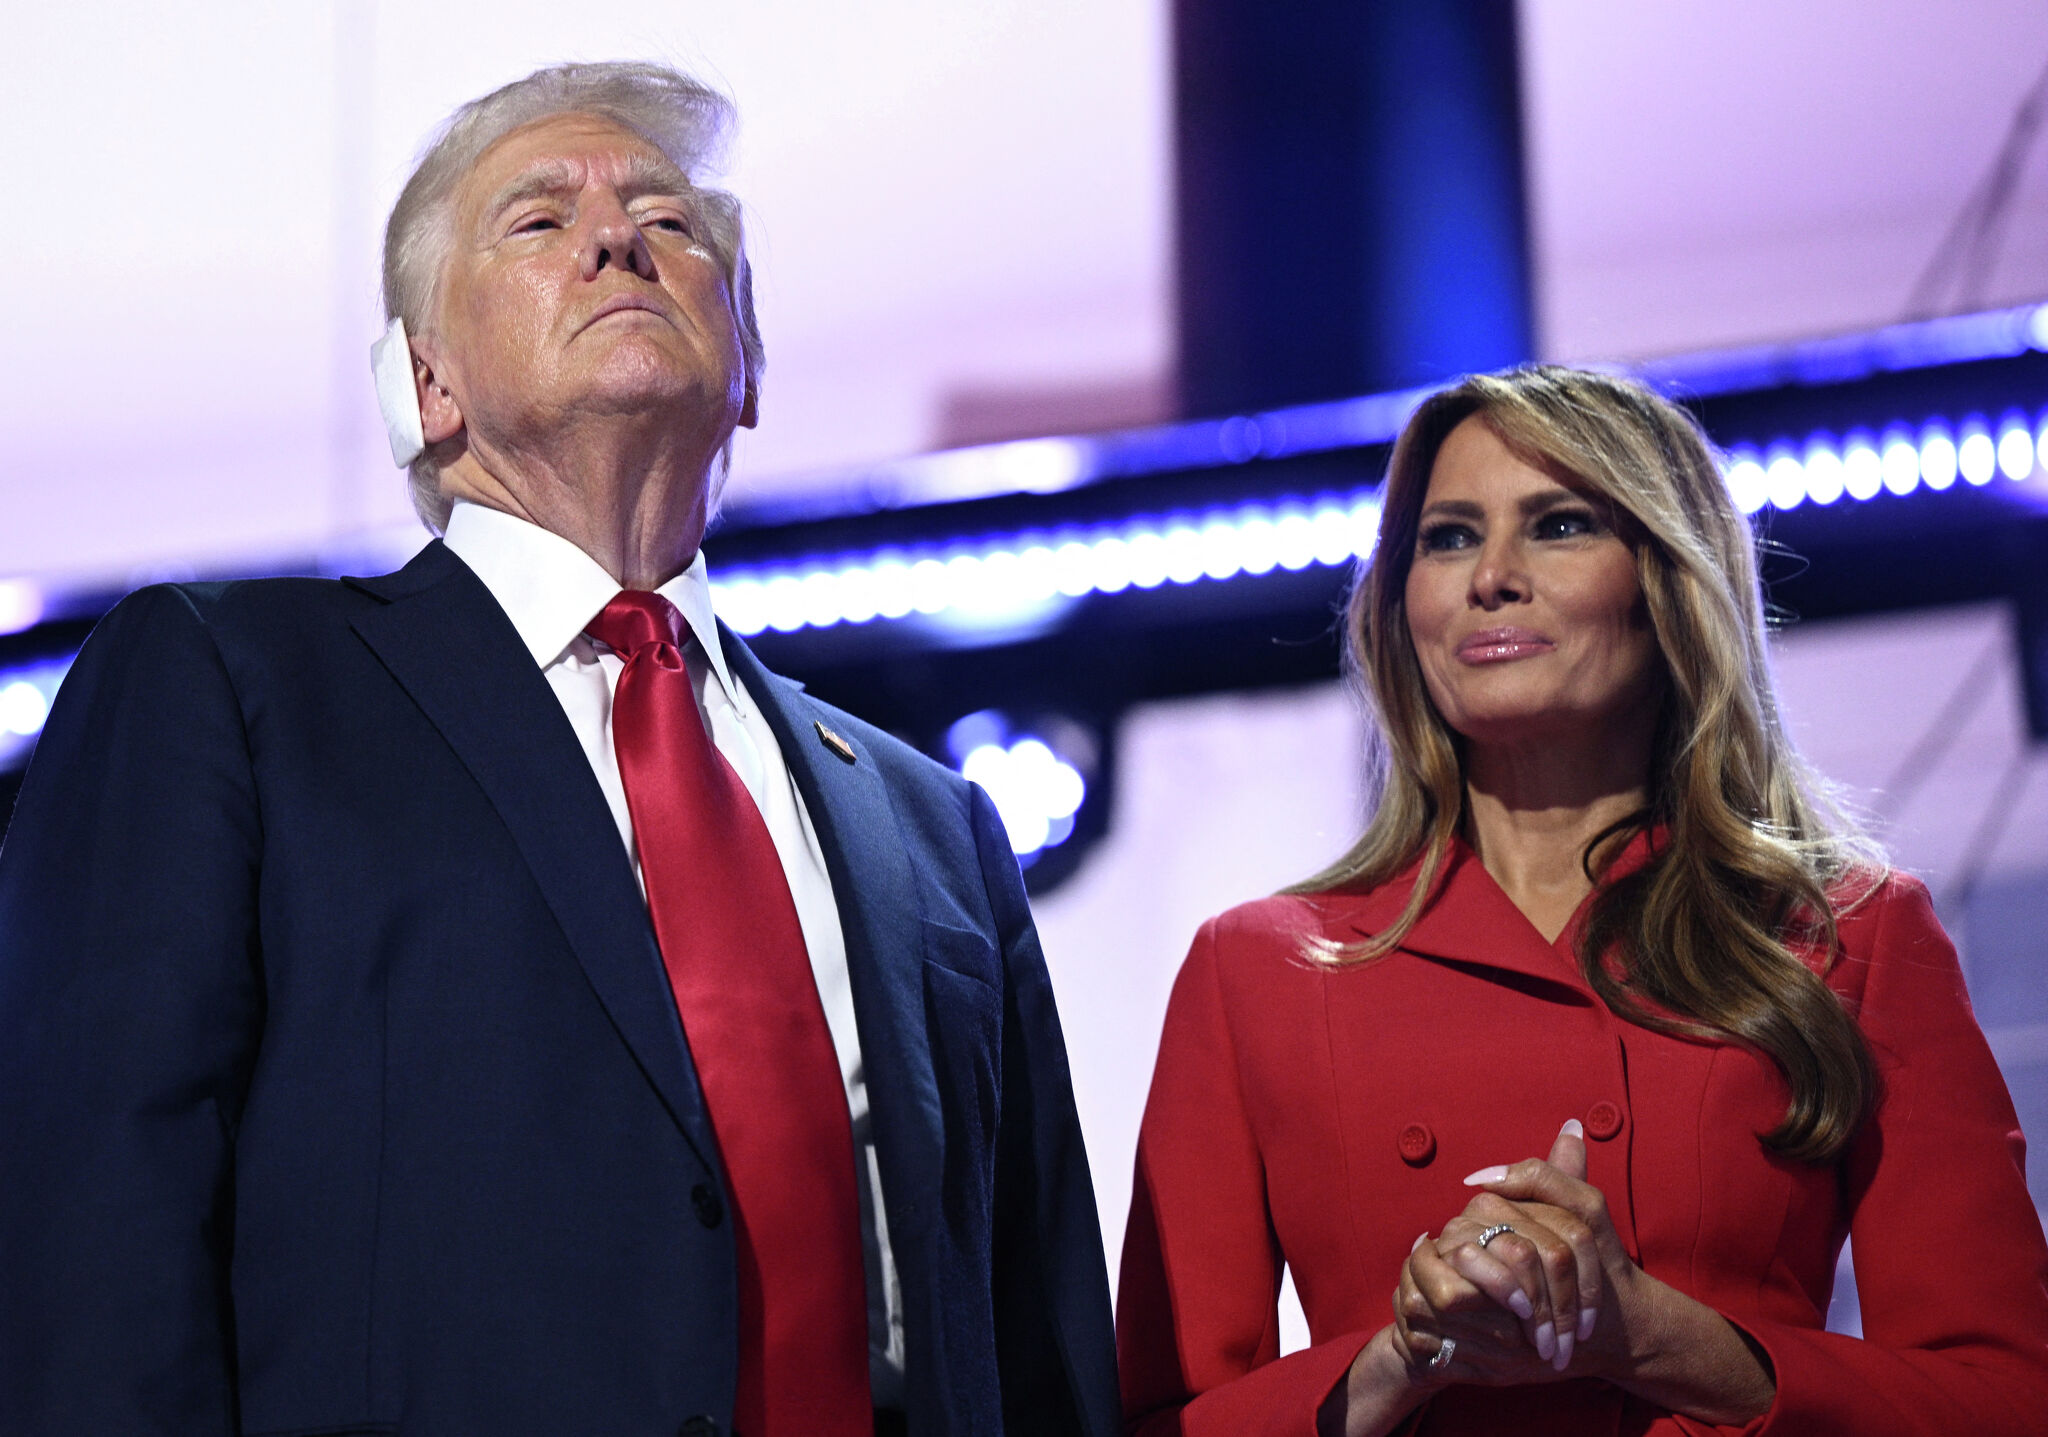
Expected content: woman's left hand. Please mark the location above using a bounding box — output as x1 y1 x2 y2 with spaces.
1432 1118 1641 1381
1425 1118 1777 1424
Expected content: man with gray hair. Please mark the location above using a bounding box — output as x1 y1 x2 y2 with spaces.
0 62 1117 1437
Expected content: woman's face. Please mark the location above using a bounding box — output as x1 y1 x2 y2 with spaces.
1402 416 1662 754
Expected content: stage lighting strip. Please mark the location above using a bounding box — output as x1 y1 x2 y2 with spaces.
1722 410 2048 514
711 492 1385 637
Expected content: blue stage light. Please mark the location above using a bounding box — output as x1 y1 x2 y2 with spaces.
1959 421 1997 485
716 493 1383 637
1802 438 1845 505
1999 416 2037 480
1918 425 1958 491
945 710 1091 861
0 656 74 770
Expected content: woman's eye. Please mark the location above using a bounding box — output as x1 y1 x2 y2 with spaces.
641 214 692 234
512 215 560 234
1418 522 1477 553
1533 508 1599 540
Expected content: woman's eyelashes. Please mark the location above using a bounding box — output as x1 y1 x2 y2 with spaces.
1418 506 1605 555
1418 519 1479 553
1532 505 1603 540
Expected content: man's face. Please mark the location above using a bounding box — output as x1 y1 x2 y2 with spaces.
427 112 751 468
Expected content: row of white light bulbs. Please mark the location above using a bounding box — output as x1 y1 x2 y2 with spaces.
712 495 1383 637
1722 411 2048 515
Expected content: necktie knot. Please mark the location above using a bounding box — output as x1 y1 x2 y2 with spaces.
587 590 688 661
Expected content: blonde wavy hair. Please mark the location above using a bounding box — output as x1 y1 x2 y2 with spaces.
1294 365 1881 1161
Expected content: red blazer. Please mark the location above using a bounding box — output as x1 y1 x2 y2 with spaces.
1117 836 2048 1435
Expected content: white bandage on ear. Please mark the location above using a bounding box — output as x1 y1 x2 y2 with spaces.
369 317 427 468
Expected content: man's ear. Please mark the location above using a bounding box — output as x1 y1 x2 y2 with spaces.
411 337 465 445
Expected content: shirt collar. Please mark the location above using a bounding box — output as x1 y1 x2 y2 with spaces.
441 499 737 699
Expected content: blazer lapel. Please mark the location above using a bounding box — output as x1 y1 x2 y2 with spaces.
717 631 944 1236
1342 830 1669 996
1345 841 1596 999
345 542 722 1177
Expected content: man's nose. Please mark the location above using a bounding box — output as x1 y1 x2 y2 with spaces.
581 204 654 281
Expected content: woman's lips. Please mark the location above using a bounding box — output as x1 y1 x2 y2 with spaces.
1456 627 1556 664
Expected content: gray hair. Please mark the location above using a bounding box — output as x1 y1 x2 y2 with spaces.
381 60 765 532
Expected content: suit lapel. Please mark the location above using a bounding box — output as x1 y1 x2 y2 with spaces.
718 631 944 1238
346 542 722 1177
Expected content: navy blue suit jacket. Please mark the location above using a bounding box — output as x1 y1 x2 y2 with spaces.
0 540 1118 1437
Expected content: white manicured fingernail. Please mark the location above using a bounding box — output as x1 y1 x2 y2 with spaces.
1507 1289 1533 1319
1413 1231 1430 1253
1554 1330 1574 1370
1462 1164 1510 1186
1559 1118 1584 1139
1534 1320 1556 1360
1578 1308 1596 1341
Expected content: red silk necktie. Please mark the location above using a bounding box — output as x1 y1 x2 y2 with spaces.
587 592 871 1437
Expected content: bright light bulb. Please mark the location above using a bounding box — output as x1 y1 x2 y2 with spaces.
0 680 46 737
1765 451 1806 510
1802 442 1844 505
1199 520 1241 581
1958 429 1996 486
1725 455 1768 514
1162 526 1206 585
1090 536 1133 594
908 558 950 614
1053 541 1095 598
799 570 843 628
1310 507 1354 565
1998 423 2035 479
764 574 808 633
1917 428 1957 490
1842 439 1883 501
716 577 769 635
1880 435 1920 496
1237 515 1279 575
1127 531 1170 589
836 566 880 624
872 560 916 619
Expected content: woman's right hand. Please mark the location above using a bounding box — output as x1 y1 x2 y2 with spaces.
1392 1120 1604 1384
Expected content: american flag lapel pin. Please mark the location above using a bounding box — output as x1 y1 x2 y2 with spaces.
814 720 857 764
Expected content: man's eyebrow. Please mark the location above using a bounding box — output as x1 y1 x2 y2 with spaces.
480 153 695 223
481 159 581 222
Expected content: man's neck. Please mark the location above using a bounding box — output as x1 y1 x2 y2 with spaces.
437 429 713 589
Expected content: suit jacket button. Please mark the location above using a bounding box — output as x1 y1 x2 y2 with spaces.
1397 1122 1436 1165
690 1182 724 1228
678 1417 723 1437
1585 1101 1624 1140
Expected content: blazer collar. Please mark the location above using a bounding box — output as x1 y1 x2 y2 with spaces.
1340 826 1665 997
344 541 725 1179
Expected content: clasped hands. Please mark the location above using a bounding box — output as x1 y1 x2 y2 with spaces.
1391 1117 1639 1389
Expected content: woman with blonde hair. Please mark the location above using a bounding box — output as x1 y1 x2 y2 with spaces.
1116 365 2048 1435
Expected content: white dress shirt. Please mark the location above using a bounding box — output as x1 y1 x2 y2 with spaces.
442 500 905 1404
